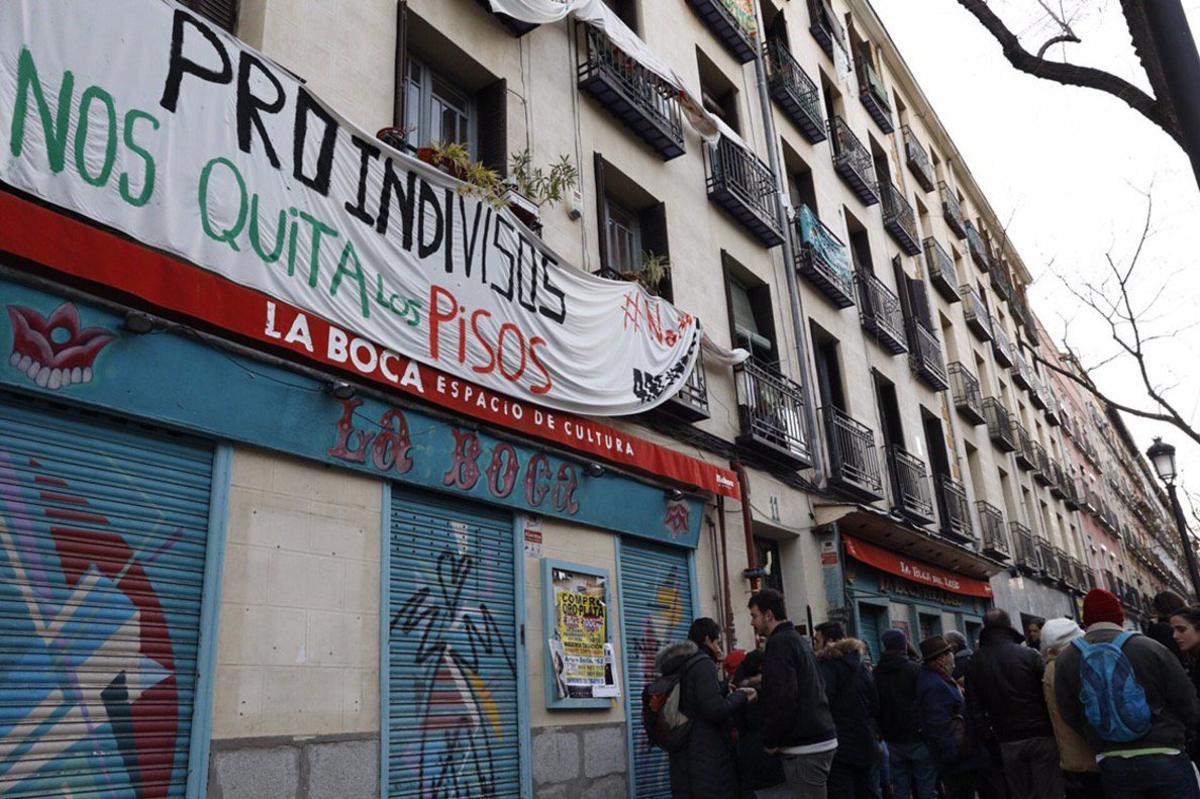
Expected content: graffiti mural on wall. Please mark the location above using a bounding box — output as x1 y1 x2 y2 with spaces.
7 303 114 390
391 547 517 797
0 452 184 796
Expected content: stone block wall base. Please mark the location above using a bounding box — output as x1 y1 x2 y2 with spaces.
208 733 378 798
533 723 628 799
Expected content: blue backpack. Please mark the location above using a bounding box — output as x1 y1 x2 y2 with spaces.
1071 631 1153 742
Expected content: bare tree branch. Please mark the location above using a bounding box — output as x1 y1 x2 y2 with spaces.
956 0 1185 146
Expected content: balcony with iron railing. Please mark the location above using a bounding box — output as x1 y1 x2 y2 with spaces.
795 205 854 308
1029 377 1047 410
1039 540 1060 581
938 475 973 543
857 271 908 354
657 353 711 422
961 286 992 342
978 501 1009 559
1010 522 1040 573
705 136 784 247
1062 476 1081 510
1045 393 1061 427
964 221 990 271
902 126 935 192
991 322 1014 369
908 320 949 391
856 57 894 133
765 39 826 143
949 362 985 425
1012 352 1032 390
1032 441 1052 486
578 27 686 160
1013 421 1035 471
886 445 935 525
881 181 921 255
474 0 539 35
939 181 967 239
1010 293 1029 329
735 360 811 468
983 397 1016 452
829 116 879 205
990 257 1014 301
807 0 846 59
924 237 960 303
823 407 885 501
687 0 757 63
1049 459 1067 499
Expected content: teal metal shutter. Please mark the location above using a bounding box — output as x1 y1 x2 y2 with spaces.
0 392 214 797
619 539 694 799
858 603 885 665
387 489 519 798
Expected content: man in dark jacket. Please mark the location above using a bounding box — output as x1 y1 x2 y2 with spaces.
661 617 754 799
814 621 880 798
732 649 788 798
965 608 1062 799
1055 589 1200 798
916 636 983 799
750 589 838 798
944 631 972 683
876 629 937 799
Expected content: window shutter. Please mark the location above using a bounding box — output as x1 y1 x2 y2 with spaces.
476 78 508 177
182 0 238 32
394 1 409 128
594 154 610 274
891 256 914 323
638 202 669 263
908 276 933 329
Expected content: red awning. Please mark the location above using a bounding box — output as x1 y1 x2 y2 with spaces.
844 535 993 598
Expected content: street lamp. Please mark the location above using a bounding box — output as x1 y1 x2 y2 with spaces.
1146 437 1200 602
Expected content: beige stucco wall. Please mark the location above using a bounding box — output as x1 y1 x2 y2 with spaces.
213 446 382 739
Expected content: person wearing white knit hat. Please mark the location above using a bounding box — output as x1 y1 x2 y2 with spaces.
1040 618 1100 799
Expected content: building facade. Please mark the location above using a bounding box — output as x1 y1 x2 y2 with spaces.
0 0 1187 797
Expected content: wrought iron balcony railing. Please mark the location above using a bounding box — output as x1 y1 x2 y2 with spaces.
735 360 811 468
706 136 784 247
939 181 967 239
830 116 879 205
857 271 908 354
1029 376 1047 410
1039 540 1060 580
578 27 686 160
687 0 757 63
795 205 854 308
978 501 1009 559
938 475 973 543
948 362 985 425
924 237 960 303
1010 522 1040 573
1032 441 1052 486
1062 475 1081 511
902 126 935 192
908 320 949 391
1049 459 1067 499
856 57 894 132
961 285 992 342
887 445 935 525
881 180 921 255
991 321 1014 368
658 352 711 422
1013 421 1035 471
807 0 846 59
983 397 1016 452
765 39 826 143
1012 352 1032 390
990 257 1014 301
1045 393 1061 427
823 406 885 501
965 221 990 271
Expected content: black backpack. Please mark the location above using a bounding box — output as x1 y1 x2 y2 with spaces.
641 656 698 752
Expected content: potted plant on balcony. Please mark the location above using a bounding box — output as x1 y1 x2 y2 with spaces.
507 149 579 228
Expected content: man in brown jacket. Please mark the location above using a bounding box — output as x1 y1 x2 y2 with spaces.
1039 618 1099 799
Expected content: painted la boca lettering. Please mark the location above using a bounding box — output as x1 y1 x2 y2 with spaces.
158 10 566 390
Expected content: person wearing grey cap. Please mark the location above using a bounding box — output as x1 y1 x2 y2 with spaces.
1039 618 1099 799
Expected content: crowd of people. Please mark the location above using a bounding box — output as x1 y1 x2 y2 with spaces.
656 586 1200 799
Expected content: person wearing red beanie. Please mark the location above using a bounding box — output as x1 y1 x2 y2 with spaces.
1081 589 1125 628
1054 588 1200 798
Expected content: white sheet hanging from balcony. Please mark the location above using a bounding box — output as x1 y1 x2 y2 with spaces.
487 0 720 140
701 334 750 368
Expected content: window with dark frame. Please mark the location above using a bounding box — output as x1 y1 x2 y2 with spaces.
594 155 672 299
727 272 777 368
180 0 237 33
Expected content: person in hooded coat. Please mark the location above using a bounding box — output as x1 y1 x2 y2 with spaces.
815 621 881 799
660 617 754 799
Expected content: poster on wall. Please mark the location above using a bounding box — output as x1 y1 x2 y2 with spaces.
547 564 618 701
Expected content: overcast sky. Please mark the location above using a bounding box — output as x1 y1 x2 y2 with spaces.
871 0 1200 521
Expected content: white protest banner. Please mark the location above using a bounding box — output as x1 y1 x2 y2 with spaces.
0 0 701 416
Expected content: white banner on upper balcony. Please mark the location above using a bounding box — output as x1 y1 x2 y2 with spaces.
0 0 704 417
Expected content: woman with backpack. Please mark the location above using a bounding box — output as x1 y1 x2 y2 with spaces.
657 617 756 799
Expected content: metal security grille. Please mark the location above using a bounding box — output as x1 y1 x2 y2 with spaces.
0 392 214 797
620 539 694 799
858 603 886 665
387 490 518 798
